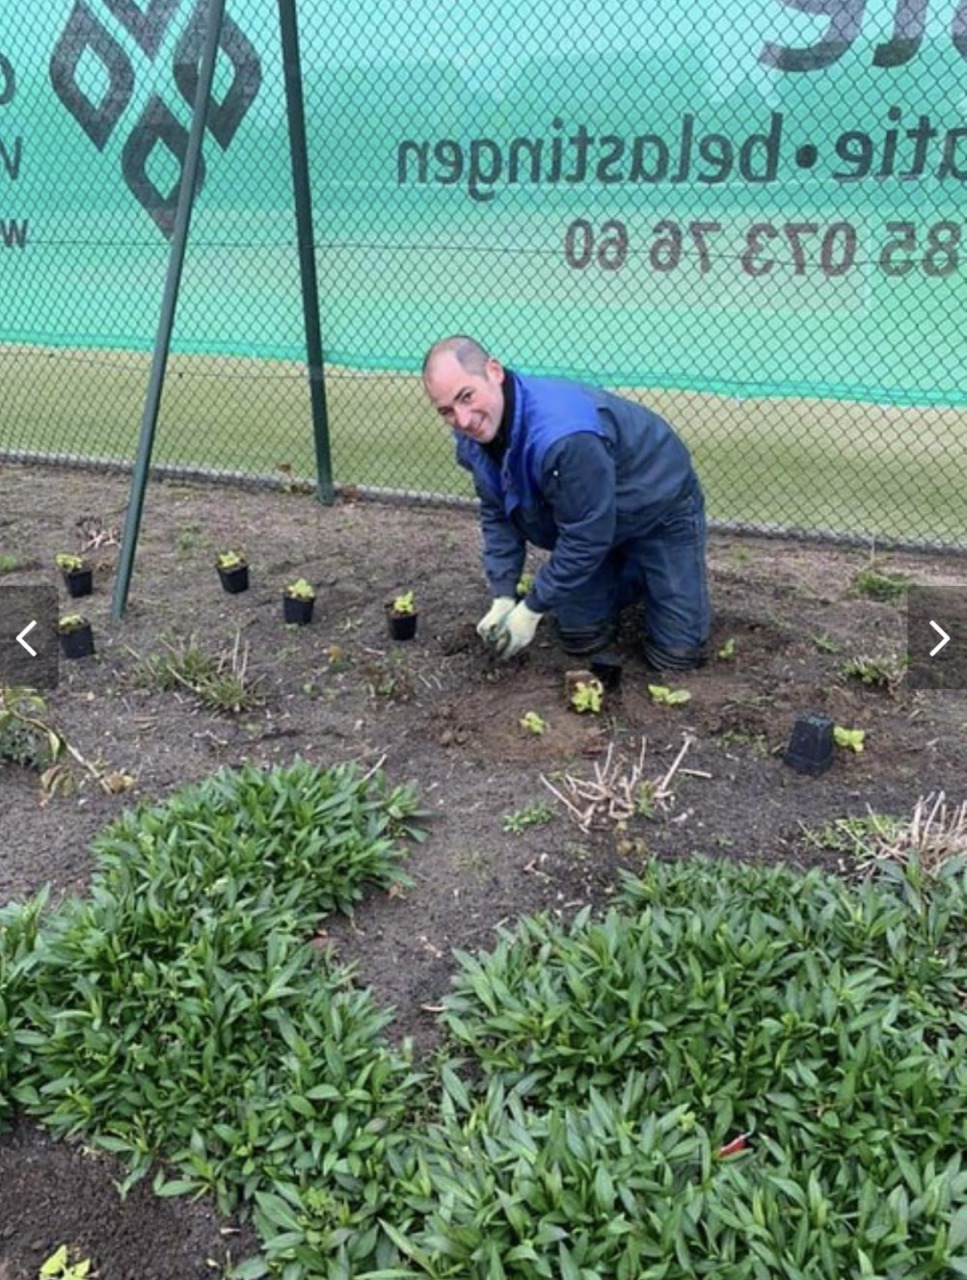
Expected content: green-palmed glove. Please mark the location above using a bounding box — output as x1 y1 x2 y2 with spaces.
476 596 516 644
493 601 544 660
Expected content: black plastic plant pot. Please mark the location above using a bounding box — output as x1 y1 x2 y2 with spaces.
784 711 834 775
217 564 249 594
59 624 95 660
63 568 93 598
388 611 418 641
283 595 315 625
590 653 623 691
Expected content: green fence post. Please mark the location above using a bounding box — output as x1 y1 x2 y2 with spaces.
278 0 334 506
111 0 227 620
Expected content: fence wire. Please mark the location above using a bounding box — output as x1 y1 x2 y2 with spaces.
0 0 964 548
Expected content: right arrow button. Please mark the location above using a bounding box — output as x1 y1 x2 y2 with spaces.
929 620 950 657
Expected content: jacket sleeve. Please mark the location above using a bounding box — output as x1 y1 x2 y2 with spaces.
456 433 525 597
526 433 616 612
477 477 526 598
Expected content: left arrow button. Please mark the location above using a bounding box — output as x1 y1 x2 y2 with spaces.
16 620 38 657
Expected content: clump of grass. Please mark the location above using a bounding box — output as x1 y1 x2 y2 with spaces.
852 565 909 603
501 801 554 833
840 653 907 693
800 810 903 857
131 631 263 714
856 790 967 877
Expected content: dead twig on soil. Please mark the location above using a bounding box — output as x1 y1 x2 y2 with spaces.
654 733 697 804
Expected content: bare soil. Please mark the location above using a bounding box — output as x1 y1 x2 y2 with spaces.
0 462 964 1280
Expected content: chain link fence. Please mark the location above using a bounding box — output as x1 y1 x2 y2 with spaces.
1 0 964 547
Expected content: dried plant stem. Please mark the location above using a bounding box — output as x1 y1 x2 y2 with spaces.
541 734 702 832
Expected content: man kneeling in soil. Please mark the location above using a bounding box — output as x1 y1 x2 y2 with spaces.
421 334 711 670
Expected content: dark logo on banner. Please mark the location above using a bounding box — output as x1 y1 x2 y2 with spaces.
49 0 262 237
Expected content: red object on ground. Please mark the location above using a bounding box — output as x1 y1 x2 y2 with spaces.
717 1132 752 1157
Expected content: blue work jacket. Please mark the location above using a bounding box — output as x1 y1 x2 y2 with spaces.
455 371 697 613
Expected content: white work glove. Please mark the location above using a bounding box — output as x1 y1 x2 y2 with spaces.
493 601 543 660
477 596 516 644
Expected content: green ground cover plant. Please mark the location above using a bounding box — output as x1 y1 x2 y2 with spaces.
2 769 967 1279
414 857 967 1280
0 759 428 1277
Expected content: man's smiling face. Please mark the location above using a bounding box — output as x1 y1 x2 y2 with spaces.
423 351 506 444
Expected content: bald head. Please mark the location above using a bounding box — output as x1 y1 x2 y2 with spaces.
422 335 492 381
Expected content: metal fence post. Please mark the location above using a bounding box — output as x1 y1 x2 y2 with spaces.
278 0 334 506
111 0 227 620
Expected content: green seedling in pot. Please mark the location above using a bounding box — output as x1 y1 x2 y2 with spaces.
392 591 416 615
285 578 316 600
58 613 88 632
55 552 86 572
216 550 246 570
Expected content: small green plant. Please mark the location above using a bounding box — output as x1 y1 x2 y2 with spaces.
502 801 554 832
0 685 123 796
0 552 21 572
840 653 906 693
811 632 840 654
716 637 736 660
38 1246 92 1279
392 590 416 615
800 810 900 856
648 683 692 706
852 565 909 603
363 650 414 701
570 678 604 714
0 686 61 771
55 552 86 572
285 577 316 601
516 571 535 597
215 549 246 569
174 522 204 556
57 613 88 632
635 779 657 818
519 710 547 736
834 725 867 753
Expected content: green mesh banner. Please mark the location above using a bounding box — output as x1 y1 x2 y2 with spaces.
1 0 964 403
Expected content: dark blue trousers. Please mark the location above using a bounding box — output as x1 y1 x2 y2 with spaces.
555 478 711 668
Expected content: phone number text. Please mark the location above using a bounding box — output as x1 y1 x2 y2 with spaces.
562 219 962 277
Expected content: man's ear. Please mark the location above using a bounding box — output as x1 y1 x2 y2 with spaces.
486 357 505 384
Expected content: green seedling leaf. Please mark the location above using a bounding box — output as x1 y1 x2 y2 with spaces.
39 1247 69 1278
570 678 603 714
519 710 546 736
648 684 692 705
834 725 866 752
